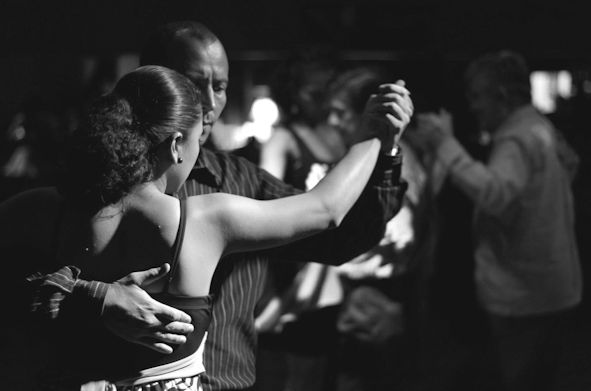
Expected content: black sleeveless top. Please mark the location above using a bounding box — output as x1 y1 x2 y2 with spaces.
52 199 213 384
284 127 332 190
149 199 213 370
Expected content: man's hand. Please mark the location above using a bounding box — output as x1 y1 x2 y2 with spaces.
102 264 194 354
359 80 414 152
415 108 455 149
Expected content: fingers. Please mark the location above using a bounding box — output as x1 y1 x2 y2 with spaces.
134 320 194 354
377 82 410 96
125 263 171 286
139 340 174 354
162 320 195 335
152 330 188 345
367 90 413 125
154 301 192 323
385 113 407 132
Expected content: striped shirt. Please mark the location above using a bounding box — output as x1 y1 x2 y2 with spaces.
30 147 404 391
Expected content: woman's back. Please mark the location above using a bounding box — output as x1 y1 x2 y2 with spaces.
51 188 219 299
31 188 214 385
58 192 175 280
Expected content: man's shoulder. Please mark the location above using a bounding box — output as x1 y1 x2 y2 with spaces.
193 148 289 198
196 147 297 199
201 148 260 174
497 108 554 150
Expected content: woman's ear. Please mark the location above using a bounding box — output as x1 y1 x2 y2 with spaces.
169 132 184 163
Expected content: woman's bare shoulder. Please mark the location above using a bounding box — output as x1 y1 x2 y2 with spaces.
185 193 241 216
184 193 256 230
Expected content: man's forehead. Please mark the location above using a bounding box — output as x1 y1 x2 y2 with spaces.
183 52 228 79
184 68 229 85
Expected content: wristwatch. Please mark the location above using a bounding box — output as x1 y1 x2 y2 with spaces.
390 144 401 157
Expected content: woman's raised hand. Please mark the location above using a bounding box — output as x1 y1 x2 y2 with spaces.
358 80 414 152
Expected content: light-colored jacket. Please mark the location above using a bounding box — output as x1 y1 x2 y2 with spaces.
437 105 582 316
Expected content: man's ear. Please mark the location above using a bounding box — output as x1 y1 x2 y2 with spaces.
169 132 184 163
199 131 208 146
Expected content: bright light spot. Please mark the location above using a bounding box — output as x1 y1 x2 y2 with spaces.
531 72 555 113
251 97 279 125
531 70 573 113
243 97 280 143
557 71 573 98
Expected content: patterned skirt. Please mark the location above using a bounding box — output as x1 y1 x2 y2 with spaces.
80 377 201 391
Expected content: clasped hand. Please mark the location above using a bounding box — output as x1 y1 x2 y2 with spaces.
358 80 414 152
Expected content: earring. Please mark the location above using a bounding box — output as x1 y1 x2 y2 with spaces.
177 157 183 164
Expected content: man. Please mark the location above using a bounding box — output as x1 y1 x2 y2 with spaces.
26 21 413 390
418 50 581 391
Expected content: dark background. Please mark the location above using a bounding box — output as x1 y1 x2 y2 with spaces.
1 1 591 389
2 0 591 124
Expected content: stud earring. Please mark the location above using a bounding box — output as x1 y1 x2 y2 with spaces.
177 157 183 164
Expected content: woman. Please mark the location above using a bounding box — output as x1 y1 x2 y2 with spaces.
326 67 433 391
259 50 345 187
0 65 407 390
255 52 347 391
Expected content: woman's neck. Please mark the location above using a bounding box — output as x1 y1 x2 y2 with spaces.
126 181 169 205
95 182 166 218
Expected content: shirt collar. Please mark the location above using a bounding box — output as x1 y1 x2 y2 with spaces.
188 147 223 188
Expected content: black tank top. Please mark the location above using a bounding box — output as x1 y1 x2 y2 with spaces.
150 199 213 370
52 199 213 384
284 127 332 190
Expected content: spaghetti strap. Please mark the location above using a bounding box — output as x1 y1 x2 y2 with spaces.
166 199 188 288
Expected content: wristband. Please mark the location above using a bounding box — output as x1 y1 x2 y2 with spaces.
374 148 403 184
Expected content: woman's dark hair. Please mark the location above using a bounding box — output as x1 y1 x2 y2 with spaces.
61 65 201 210
269 46 337 126
327 67 387 115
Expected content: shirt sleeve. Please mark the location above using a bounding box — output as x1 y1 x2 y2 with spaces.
436 135 529 215
262 153 406 265
27 265 108 320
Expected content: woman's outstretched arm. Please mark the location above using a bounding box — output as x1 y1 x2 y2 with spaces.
199 137 381 256
198 83 410 256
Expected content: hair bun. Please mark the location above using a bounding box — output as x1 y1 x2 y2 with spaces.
60 94 153 210
59 65 202 211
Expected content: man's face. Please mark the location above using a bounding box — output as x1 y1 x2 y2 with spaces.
175 38 229 144
465 73 505 132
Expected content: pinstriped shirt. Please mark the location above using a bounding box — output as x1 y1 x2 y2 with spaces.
177 148 404 391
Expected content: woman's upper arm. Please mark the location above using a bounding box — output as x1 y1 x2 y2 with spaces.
192 192 331 256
